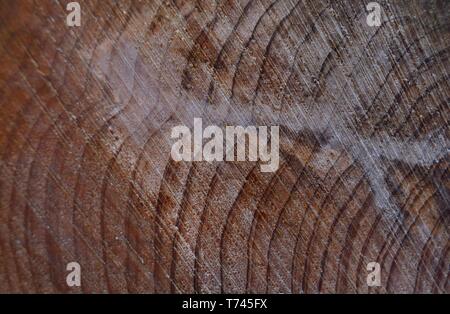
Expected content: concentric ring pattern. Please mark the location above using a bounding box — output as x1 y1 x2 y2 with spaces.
0 0 448 293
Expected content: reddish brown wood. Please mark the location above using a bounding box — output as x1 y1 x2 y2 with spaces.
0 0 448 293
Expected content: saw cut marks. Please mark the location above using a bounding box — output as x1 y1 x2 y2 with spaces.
0 0 448 293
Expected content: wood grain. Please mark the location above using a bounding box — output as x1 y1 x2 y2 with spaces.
0 0 448 293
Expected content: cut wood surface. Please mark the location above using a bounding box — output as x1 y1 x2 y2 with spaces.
0 0 448 293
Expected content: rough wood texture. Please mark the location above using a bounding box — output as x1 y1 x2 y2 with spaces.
0 0 448 293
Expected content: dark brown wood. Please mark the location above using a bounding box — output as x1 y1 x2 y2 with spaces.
0 0 448 293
